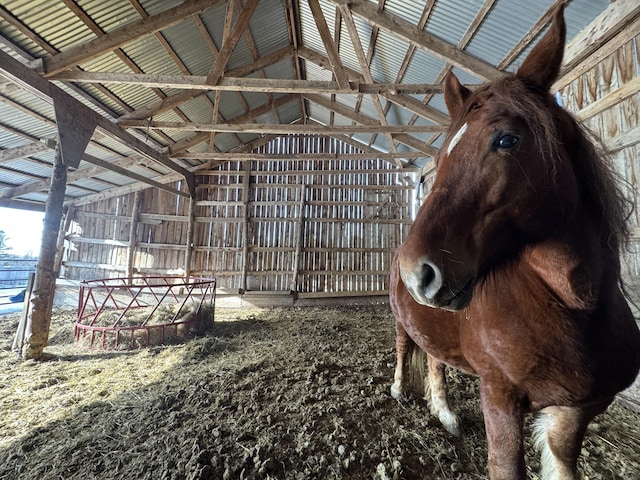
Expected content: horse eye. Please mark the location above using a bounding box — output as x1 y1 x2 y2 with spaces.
495 134 519 150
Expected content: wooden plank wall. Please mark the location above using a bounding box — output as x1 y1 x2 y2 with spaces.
64 196 133 280
65 186 191 279
193 136 418 296
558 31 640 279
64 135 419 297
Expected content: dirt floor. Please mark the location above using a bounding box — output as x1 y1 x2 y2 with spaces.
0 304 639 480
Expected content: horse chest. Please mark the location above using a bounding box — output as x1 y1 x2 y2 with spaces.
461 297 595 407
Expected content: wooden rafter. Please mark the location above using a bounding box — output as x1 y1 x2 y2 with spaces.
340 4 398 159
304 93 439 158
401 0 496 158
117 121 447 134
60 0 179 139
175 151 426 162
117 45 292 121
297 46 450 126
163 94 298 156
308 0 350 89
206 0 260 85
49 71 456 95
0 48 196 195
333 0 503 81
36 0 226 76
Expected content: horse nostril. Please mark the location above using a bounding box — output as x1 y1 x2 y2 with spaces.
419 260 443 299
421 262 436 293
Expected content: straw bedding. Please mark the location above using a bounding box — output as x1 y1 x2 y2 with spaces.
0 305 638 479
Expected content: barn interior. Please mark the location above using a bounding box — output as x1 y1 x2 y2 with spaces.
0 0 639 478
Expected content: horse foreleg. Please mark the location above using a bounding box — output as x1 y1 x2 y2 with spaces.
426 354 461 436
391 322 413 400
480 379 526 480
391 323 461 436
533 402 611 480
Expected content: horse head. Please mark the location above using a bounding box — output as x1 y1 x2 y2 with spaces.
398 6 584 311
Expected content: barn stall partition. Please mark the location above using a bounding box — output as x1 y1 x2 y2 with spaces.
62 135 420 303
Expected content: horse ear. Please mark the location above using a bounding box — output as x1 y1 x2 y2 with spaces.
516 4 566 91
444 70 471 118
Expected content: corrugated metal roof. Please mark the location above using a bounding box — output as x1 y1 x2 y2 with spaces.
0 0 624 210
369 29 411 84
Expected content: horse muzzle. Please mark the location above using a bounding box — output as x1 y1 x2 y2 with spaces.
399 257 474 311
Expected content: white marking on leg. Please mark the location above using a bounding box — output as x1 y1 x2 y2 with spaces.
427 361 461 436
533 412 560 480
429 388 461 436
446 122 468 156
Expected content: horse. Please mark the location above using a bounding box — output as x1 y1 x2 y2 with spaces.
389 6 640 480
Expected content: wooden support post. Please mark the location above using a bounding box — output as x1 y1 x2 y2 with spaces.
184 196 196 280
290 185 306 294
24 145 67 359
240 161 250 293
126 191 141 279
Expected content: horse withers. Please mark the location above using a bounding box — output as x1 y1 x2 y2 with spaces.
389 6 640 480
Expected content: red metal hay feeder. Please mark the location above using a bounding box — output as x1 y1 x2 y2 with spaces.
74 276 217 349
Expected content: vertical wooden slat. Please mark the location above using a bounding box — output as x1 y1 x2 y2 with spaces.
291 184 306 293
184 196 196 279
241 160 250 292
126 191 141 279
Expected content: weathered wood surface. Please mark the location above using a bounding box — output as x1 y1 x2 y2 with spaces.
64 136 415 296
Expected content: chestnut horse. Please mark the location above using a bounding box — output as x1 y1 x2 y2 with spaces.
389 6 640 480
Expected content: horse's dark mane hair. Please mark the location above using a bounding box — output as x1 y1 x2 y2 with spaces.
488 76 632 256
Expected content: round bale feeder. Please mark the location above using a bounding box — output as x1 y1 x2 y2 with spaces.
74 276 216 349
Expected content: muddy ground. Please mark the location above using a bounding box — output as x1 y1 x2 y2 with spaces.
0 304 639 479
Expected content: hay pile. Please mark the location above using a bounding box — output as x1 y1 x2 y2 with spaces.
75 303 215 349
0 305 639 479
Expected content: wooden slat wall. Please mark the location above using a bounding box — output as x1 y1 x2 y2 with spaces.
65 183 191 279
559 33 640 278
64 135 418 297
193 163 245 288
65 196 134 279
135 184 191 275
192 136 418 295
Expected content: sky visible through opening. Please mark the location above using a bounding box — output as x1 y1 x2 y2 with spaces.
0 207 44 257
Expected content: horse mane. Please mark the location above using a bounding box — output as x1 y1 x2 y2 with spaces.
487 76 632 257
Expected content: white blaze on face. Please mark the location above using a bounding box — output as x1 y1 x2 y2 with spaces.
446 122 468 157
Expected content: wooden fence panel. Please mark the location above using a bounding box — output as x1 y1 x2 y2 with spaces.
63 136 417 297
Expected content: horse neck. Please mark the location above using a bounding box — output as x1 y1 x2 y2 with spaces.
522 207 619 311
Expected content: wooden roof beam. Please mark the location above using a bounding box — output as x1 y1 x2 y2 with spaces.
554 0 640 90
118 121 447 135
340 3 398 160
304 93 439 158
298 46 450 126
0 140 187 199
117 45 293 121
0 141 50 165
175 151 426 162
51 71 454 95
64 173 183 207
206 0 260 85
0 49 196 197
35 0 226 76
332 0 503 81
308 0 351 89
163 94 299 156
